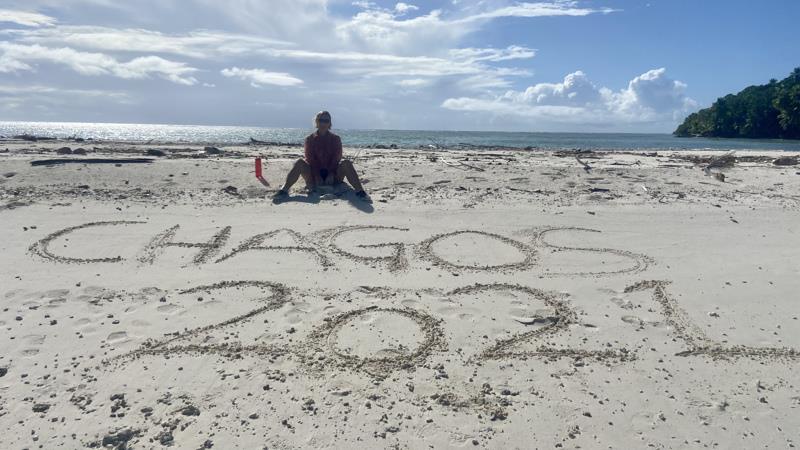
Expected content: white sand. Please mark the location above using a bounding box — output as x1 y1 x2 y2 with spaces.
1 140 799 449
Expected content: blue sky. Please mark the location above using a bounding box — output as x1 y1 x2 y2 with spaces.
0 0 797 133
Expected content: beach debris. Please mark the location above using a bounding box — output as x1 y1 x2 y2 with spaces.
100 428 140 449
703 151 736 175
30 158 154 166
13 134 54 142
773 156 798 166
146 149 167 157
32 403 50 412
180 405 200 416
56 146 72 154
222 185 240 196
442 158 485 172
72 148 87 155
204 146 223 155
576 156 592 173
157 430 174 445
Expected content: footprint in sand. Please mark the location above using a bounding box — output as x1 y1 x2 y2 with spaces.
621 315 644 325
400 298 420 308
40 289 70 299
284 306 308 325
20 334 46 356
46 297 67 307
157 303 184 314
106 331 129 344
609 297 635 310
435 304 478 321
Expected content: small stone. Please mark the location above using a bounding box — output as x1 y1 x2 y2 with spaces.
157 431 174 445
249 413 259 419
32 403 50 413
101 429 137 448
181 405 200 416
773 156 798 166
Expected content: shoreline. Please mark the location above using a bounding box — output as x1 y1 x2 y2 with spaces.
2 136 800 155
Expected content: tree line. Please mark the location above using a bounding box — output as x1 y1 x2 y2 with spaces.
675 67 800 139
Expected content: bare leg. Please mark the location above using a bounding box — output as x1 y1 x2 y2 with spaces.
280 159 313 192
335 159 365 192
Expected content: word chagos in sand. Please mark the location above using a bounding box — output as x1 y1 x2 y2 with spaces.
27 221 652 276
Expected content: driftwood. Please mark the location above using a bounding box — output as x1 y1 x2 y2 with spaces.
441 158 485 172
575 156 591 173
31 158 154 166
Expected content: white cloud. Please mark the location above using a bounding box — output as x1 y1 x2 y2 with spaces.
397 78 431 87
456 1 615 23
502 70 603 106
0 43 199 85
607 68 698 119
394 3 419 14
340 1 612 54
0 84 128 98
0 9 56 27
3 25 532 89
5 26 294 59
442 68 697 125
221 67 304 87
449 45 536 62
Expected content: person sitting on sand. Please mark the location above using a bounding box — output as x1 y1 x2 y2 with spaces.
273 110 368 201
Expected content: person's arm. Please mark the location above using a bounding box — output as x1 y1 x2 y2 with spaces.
335 135 343 165
327 135 343 173
305 137 322 184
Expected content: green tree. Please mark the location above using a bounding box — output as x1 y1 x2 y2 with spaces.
674 67 800 139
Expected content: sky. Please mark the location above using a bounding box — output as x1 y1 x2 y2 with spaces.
0 0 798 133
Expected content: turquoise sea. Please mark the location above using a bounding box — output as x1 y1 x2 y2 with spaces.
2 121 800 152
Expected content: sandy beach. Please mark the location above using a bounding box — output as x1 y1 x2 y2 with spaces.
1 139 799 449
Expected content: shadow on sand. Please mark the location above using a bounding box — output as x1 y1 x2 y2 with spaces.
271 185 374 213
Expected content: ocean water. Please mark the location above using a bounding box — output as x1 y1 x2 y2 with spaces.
2 121 800 152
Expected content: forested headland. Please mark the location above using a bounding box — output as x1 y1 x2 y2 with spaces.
675 68 800 139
